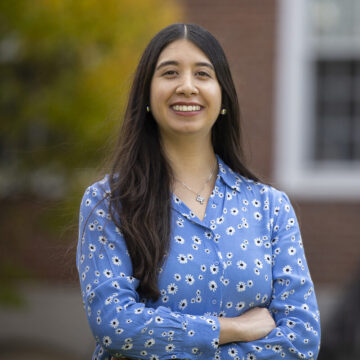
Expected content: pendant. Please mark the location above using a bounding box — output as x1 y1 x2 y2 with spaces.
196 194 205 204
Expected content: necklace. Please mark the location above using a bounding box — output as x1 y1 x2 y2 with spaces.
175 161 218 205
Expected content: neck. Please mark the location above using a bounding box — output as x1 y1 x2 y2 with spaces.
160 132 218 186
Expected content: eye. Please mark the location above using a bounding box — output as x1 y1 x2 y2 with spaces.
196 70 211 78
162 70 178 77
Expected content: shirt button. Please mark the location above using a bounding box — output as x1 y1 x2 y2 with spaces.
212 299 217 304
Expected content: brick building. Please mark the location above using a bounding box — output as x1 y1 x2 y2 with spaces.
182 0 360 317
1 0 359 359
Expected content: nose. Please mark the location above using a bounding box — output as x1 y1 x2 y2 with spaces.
175 73 199 97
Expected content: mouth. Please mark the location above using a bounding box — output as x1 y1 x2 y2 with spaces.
170 104 202 113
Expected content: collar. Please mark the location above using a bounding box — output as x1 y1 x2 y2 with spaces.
216 154 243 193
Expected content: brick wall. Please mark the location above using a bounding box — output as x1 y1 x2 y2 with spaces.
180 0 360 287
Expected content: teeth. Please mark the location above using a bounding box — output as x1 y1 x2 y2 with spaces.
172 105 201 112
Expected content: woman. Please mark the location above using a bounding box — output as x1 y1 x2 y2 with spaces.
77 23 321 360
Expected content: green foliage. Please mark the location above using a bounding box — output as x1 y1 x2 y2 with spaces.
0 0 182 194
0 1 182 295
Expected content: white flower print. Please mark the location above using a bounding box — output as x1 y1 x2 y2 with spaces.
211 338 219 348
192 235 201 244
178 299 188 310
167 283 178 295
122 343 133 351
98 235 107 245
185 274 195 285
144 338 155 347
288 332 296 341
177 254 188 264
236 301 245 311
112 256 121 266
208 280 218 292
236 282 246 292
174 235 185 244
89 244 96 252
253 345 262 352
165 344 175 352
254 212 262 221
247 280 254 287
226 301 233 309
210 264 219 274
228 347 238 357
110 318 119 328
216 215 225 224
191 347 199 354
272 345 282 353
247 354 257 360
77 159 320 360
255 259 263 268
102 336 112 347
237 260 247 270
283 265 293 274
226 226 235 235
96 209 106 217
254 237 262 246
103 269 113 278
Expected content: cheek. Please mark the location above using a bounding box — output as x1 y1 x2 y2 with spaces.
208 85 222 111
150 82 168 112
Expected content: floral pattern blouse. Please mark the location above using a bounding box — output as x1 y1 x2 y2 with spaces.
77 155 321 360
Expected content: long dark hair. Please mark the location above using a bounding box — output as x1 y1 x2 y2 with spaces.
108 23 259 300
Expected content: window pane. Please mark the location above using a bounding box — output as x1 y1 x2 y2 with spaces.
310 0 358 38
314 59 360 161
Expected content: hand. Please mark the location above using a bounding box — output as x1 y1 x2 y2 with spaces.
219 307 276 344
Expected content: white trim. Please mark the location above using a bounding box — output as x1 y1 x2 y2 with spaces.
274 0 360 200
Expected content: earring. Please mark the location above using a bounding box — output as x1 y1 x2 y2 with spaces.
220 108 227 115
146 105 150 113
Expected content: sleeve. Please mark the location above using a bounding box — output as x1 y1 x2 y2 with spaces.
217 190 321 360
76 181 220 360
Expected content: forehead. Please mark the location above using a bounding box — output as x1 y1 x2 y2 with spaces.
156 39 212 65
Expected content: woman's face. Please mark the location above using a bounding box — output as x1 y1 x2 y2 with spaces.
150 39 222 140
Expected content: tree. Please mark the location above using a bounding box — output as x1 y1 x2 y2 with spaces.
0 0 181 198
0 0 182 305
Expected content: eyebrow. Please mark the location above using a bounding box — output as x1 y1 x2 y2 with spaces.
155 60 215 71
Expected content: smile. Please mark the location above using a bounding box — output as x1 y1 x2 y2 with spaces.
171 105 201 112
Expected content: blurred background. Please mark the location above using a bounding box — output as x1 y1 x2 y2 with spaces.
0 0 359 359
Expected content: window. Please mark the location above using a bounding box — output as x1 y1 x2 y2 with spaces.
275 0 360 199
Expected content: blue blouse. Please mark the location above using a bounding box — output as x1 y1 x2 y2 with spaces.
77 155 321 360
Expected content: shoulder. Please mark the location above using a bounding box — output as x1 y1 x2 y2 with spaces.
217 155 292 207
79 174 112 213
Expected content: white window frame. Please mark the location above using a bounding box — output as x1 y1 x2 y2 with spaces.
274 0 360 200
